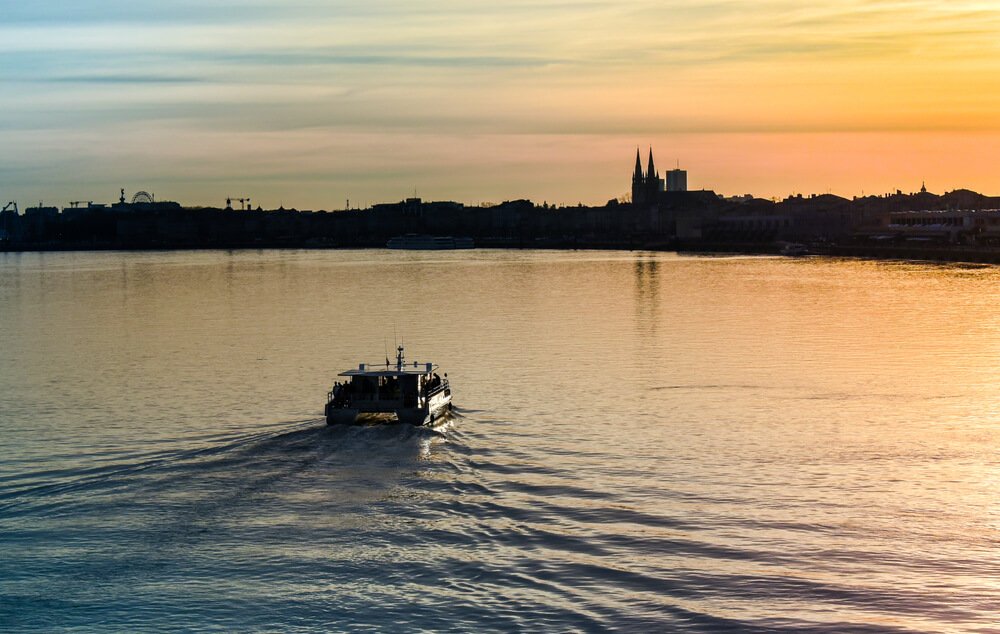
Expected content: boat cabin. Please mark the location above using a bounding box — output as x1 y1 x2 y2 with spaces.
329 362 447 410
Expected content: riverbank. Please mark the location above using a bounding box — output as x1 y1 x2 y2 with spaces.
674 240 1000 265
6 238 1000 266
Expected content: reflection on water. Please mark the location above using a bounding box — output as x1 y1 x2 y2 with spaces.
1 249 999 632
634 257 660 335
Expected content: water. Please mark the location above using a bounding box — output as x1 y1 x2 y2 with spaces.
1 249 998 632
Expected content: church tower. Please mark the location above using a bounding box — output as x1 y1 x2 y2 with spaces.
632 147 662 207
646 148 661 198
631 148 645 205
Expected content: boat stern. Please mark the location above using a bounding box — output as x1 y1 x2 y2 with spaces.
326 407 360 425
395 408 431 426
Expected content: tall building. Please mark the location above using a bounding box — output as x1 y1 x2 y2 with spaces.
666 168 687 192
631 148 663 206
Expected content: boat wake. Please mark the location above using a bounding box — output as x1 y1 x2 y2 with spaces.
0 417 451 516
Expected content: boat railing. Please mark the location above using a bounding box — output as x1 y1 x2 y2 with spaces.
328 377 450 414
426 379 450 398
346 361 436 374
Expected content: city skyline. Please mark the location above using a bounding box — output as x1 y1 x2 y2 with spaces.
3 1 1000 208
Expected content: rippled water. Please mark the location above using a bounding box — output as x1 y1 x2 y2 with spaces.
1 250 999 632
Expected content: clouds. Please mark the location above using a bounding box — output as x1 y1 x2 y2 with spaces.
2 1 999 206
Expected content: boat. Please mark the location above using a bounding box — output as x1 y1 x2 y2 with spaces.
386 234 475 250
324 345 453 426
779 242 809 256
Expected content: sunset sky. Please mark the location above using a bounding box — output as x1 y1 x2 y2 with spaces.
3 1 1000 208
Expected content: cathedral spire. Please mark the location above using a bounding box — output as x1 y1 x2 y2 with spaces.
647 147 656 180
633 147 644 182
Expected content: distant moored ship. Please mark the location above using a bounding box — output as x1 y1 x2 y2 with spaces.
386 234 474 250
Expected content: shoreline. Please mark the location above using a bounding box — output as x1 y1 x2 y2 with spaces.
5 240 1000 265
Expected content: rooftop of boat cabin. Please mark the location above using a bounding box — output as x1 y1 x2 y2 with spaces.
338 362 438 378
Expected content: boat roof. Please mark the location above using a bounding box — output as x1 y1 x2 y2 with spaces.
338 362 438 378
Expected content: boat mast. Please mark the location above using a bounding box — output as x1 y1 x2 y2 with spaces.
396 344 404 371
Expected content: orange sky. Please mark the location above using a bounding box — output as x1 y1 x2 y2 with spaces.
2 1 999 207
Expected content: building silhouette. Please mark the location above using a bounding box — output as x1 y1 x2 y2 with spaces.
631 148 663 207
666 168 687 192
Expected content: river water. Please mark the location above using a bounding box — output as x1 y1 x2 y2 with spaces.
1 249 998 632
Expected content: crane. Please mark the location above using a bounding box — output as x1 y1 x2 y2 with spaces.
2 201 17 214
226 197 251 210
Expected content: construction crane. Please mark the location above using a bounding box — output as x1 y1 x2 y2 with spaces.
226 197 251 210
